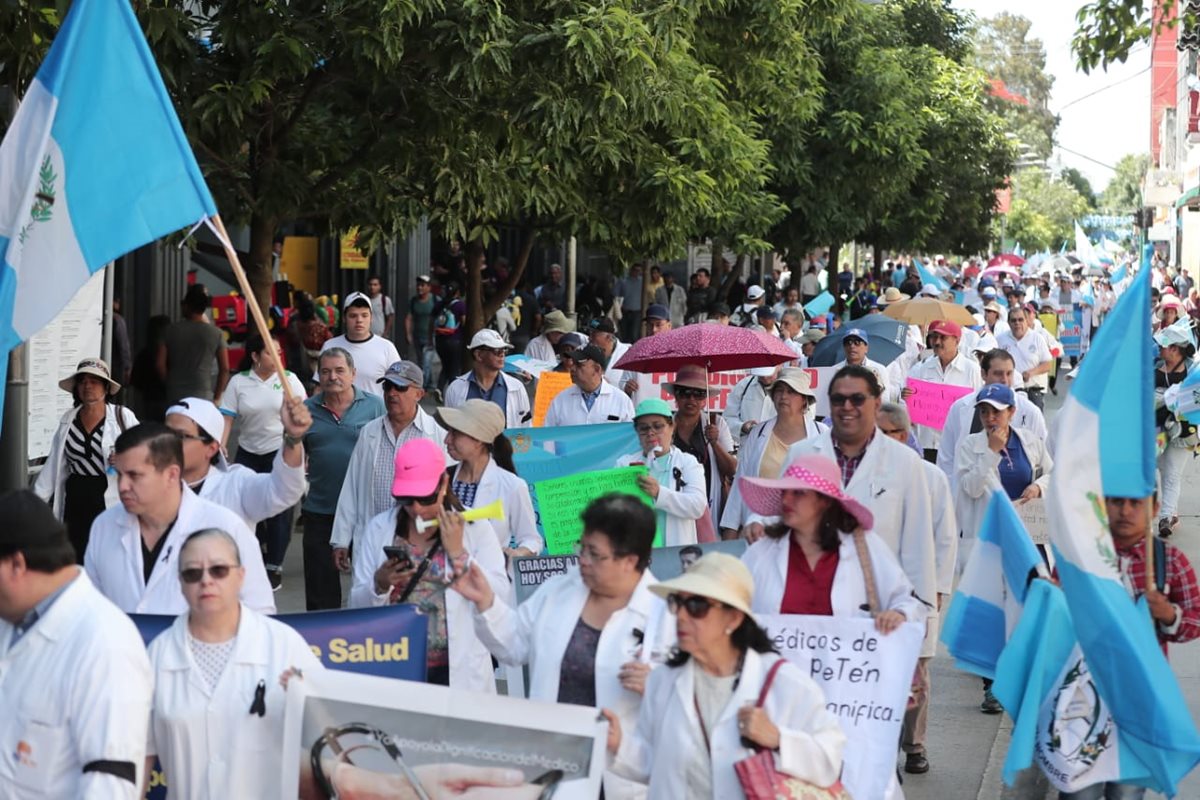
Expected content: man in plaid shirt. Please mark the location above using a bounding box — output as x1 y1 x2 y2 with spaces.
1107 494 1200 656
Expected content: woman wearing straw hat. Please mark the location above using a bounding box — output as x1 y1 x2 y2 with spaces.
349 438 508 690
668 365 736 521
34 358 138 560
719 368 827 541
436 399 542 558
605 552 846 798
615 399 708 547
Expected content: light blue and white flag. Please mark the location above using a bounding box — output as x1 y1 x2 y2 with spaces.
0 0 215 408
915 259 948 292
1046 265 1200 795
1074 222 1099 267
940 490 1044 679
802 290 836 318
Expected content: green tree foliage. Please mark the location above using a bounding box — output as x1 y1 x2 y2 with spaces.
1061 167 1098 209
1099 153 1151 212
1073 0 1195 73
971 13 1058 160
1004 169 1091 252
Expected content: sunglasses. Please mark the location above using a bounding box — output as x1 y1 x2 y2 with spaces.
399 491 441 507
674 388 707 400
383 382 412 393
477 347 508 356
180 564 236 583
636 421 670 434
829 393 869 408
666 592 726 619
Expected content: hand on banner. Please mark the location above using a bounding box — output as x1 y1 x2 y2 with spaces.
874 609 906 635
742 523 766 545
282 396 313 438
601 709 622 754
704 421 721 444
1145 589 1179 626
636 473 661 500
333 547 351 573
1018 484 1042 502
448 561 496 612
736 704 781 750
900 386 915 400
618 661 651 695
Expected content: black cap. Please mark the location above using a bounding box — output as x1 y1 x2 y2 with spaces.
590 317 617 335
568 345 607 366
0 490 68 549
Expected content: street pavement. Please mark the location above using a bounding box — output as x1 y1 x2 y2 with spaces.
272 387 1200 799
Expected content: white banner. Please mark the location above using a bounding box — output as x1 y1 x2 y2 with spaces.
281 669 607 800
759 615 924 800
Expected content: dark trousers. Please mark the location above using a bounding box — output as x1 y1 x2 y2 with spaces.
64 473 107 565
302 512 342 610
235 448 294 571
922 448 938 464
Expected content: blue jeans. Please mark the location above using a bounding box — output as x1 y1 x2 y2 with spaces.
1059 784 1146 800
417 342 436 390
234 448 294 571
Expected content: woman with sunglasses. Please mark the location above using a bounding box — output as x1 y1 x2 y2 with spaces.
719 368 826 541
954 383 1053 568
668 365 737 521
450 494 673 799
437 400 542 559
146 528 320 800
606 552 845 798
349 438 508 690
615 399 708 546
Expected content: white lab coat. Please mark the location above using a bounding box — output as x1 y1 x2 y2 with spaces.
787 431 938 607
33 403 139 519
0 570 152 800
85 487 276 615
654 283 688 328
474 569 674 800
953 427 1052 572
719 417 828 532
348 508 508 692
921 460 957 657
449 457 542 553
444 370 532 428
742 530 927 623
330 410 449 550
544 381 635 426
524 335 557 363
614 447 707 547
905 353 982 450
147 606 322 800
833 357 894 401
605 340 633 390
722 376 776 438
937 389 1046 493
194 452 306 530
611 649 845 800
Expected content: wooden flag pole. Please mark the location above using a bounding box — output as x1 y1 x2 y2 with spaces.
1145 496 1157 595
209 214 296 404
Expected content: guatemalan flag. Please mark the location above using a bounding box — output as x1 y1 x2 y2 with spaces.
1028 265 1200 795
940 490 1044 679
0 0 215 410
914 258 948 292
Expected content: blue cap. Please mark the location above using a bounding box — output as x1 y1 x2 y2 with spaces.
644 303 670 321
842 328 868 344
976 383 1015 409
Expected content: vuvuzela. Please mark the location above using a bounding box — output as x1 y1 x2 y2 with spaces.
414 499 505 532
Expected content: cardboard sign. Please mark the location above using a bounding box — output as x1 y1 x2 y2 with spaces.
905 378 975 430
533 466 660 554
1016 497 1050 546
532 370 574 426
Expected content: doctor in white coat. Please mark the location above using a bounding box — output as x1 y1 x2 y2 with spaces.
85 423 275 615
452 494 674 800
349 438 508 691
146 529 321 800
543 345 635 426
0 491 153 800
607 553 845 799
614 399 707 547
437 400 542 557
164 398 308 531
443 329 532 428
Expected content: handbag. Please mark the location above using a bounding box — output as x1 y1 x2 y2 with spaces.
728 659 853 800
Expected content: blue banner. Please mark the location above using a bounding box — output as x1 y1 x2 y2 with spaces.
1059 306 1085 357
803 290 836 318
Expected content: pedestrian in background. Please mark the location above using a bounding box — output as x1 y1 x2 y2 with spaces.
158 284 229 404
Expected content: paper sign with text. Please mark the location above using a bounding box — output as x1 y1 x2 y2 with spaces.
532 370 574 426
905 378 975 430
1016 497 1049 546
759 614 924 800
533 466 661 554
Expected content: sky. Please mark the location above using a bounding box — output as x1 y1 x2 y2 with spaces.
954 0 1152 195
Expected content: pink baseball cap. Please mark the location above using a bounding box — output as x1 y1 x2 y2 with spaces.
738 454 874 531
392 438 446 498
928 320 962 339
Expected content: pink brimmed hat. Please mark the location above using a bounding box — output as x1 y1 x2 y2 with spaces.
392 438 446 498
738 454 874 531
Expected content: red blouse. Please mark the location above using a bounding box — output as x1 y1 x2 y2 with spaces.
780 538 839 616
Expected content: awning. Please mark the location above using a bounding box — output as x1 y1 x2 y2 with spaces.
1175 186 1200 208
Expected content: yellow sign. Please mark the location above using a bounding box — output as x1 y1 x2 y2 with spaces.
280 236 319 296
340 229 369 270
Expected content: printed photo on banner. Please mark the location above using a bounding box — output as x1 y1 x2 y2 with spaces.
280 669 608 800
758 614 924 800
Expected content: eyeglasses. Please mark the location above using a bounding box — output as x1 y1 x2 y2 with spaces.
829 393 869 408
636 421 670 434
674 388 707 400
574 543 614 564
666 592 725 619
477 347 508 356
180 564 236 583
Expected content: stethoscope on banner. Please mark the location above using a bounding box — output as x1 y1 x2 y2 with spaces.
309 723 563 800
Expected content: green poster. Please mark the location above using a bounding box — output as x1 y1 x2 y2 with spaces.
533 465 663 554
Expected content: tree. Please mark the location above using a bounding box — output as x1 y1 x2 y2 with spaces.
1073 0 1194 73
1099 153 1151 212
971 13 1058 160
1061 167 1098 209
1004 168 1091 252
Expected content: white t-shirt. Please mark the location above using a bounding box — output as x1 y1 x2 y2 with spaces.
369 294 395 336
221 369 308 454
319 334 401 396
996 330 1052 391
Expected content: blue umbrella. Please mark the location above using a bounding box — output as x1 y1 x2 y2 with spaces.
808 315 908 367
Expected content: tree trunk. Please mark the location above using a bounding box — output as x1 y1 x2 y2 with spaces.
246 213 277 314
464 239 487 344
873 243 884 283
827 242 841 296
481 230 536 321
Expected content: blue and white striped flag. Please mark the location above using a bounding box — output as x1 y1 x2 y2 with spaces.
0 0 215 420
940 490 1043 679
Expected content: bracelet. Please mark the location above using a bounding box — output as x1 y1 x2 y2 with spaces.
283 433 303 447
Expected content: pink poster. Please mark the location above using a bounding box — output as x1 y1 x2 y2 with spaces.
905 378 975 430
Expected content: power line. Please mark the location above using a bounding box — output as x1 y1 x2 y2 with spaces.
1054 145 1120 172
1055 66 1151 111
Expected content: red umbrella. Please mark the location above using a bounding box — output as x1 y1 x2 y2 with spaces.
613 323 796 373
987 253 1025 268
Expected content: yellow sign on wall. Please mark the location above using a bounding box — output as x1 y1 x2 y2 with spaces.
340 229 369 270
280 236 319 296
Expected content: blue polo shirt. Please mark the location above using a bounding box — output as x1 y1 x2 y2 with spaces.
302 387 385 514
465 371 509 416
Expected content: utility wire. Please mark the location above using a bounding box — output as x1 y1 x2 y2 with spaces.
1054 145 1120 172
1055 66 1151 111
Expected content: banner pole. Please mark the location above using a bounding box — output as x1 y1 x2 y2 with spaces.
1145 487 1156 595
210 214 295 404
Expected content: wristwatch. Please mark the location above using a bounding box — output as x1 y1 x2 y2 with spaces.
284 433 303 448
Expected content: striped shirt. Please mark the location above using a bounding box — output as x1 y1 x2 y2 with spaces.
65 416 106 477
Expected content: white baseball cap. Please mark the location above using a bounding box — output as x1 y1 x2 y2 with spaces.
468 329 514 351
165 398 229 468
343 291 371 310
746 285 766 300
